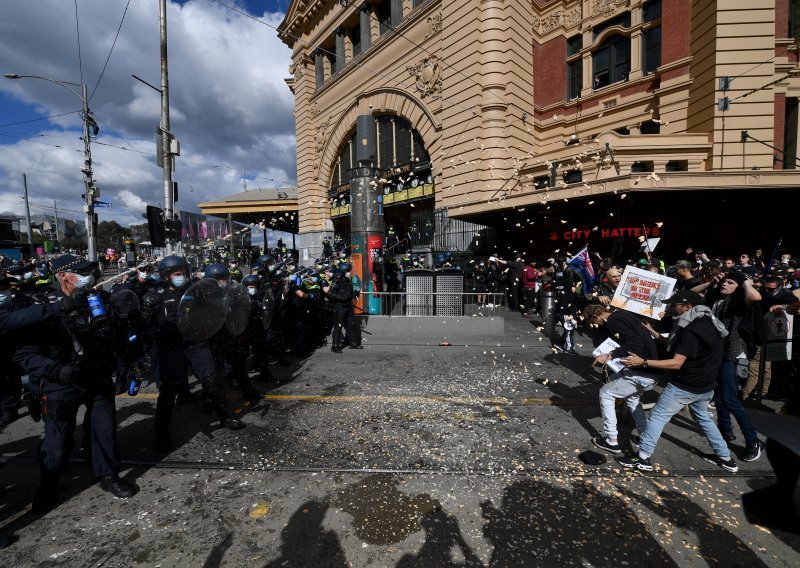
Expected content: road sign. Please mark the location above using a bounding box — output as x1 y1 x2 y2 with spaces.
765 311 793 361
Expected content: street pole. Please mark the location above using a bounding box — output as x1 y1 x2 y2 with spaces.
22 173 33 252
159 0 175 255
81 83 97 261
53 200 60 244
228 213 235 258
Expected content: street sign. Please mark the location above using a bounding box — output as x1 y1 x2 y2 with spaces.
95 201 112 207
765 311 793 361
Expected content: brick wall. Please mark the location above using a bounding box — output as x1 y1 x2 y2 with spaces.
662 0 691 64
774 93 786 169
533 37 566 108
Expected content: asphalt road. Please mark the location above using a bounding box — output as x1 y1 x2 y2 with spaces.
1 311 798 566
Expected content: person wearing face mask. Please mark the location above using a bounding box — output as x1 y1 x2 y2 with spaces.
240 274 273 381
142 256 243 454
228 260 243 282
204 263 261 401
740 276 796 401
11 254 136 513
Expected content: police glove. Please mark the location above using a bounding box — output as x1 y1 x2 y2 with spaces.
61 288 88 314
56 363 78 383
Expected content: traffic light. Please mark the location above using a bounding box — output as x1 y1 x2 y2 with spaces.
146 205 166 247
165 218 183 241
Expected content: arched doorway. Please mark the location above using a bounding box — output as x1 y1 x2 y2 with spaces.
328 114 434 253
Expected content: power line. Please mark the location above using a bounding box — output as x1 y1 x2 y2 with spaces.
0 132 83 153
90 0 132 101
0 110 82 129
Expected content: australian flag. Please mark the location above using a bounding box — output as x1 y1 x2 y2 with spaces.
567 245 596 295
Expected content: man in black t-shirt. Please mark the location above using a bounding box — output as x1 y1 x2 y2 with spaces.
615 290 738 472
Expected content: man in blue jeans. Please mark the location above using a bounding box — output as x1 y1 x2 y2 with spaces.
616 290 739 472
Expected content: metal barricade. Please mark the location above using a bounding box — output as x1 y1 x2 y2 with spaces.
404 268 435 315
435 268 464 316
539 289 556 336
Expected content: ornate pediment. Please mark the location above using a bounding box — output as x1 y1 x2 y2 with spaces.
593 0 627 17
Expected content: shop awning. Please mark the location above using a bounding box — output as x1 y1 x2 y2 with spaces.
198 187 299 233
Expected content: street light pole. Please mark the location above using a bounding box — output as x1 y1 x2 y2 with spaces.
3 73 98 260
22 173 33 251
81 82 98 261
159 0 175 255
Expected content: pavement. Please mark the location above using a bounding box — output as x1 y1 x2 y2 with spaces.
1 308 798 566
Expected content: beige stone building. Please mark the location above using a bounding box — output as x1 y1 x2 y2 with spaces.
279 0 800 261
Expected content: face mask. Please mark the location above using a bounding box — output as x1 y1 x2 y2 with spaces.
73 273 95 289
247 287 257 296
23 271 34 281
138 271 148 280
0 291 11 306
217 280 228 288
150 274 160 281
230 264 237 269
268 265 276 272
311 276 319 283
171 275 187 288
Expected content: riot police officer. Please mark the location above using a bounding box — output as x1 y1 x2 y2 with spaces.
204 264 260 401
552 256 581 354
142 256 242 454
327 266 354 353
12 255 136 513
241 274 273 381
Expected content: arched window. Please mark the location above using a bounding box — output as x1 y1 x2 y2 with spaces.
593 35 630 89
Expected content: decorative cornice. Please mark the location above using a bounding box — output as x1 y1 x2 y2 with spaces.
532 5 582 36
593 0 627 18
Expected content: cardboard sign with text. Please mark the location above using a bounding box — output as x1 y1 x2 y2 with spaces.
611 266 676 320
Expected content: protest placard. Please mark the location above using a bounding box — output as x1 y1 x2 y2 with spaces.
610 266 676 320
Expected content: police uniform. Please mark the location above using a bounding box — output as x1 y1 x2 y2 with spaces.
12 255 135 513
142 257 242 454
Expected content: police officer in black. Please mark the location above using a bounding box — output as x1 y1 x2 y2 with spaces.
241 274 273 381
328 265 354 353
142 256 243 454
12 255 136 513
552 256 581 354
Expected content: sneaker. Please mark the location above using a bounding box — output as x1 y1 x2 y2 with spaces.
486 303 494 308
616 453 653 471
701 453 739 473
742 440 764 462
592 436 622 454
722 431 736 442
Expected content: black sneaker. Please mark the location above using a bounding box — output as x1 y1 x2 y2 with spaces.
616 453 653 471
701 453 739 473
592 436 622 454
742 440 764 462
722 431 736 442
100 475 136 499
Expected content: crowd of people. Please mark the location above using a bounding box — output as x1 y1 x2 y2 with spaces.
0 246 365 514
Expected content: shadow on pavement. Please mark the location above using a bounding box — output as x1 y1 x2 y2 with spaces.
264 500 347 568
480 477 679 566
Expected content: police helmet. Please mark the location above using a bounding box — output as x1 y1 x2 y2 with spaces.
253 254 274 269
242 274 261 289
204 263 230 280
339 262 352 272
159 255 189 275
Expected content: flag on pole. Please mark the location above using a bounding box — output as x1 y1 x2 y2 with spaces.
567 245 596 295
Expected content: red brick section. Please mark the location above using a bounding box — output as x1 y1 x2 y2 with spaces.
533 38 567 108
662 0 690 64
776 0 789 39
774 93 786 170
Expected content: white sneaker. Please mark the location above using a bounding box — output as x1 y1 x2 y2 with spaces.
486 303 494 308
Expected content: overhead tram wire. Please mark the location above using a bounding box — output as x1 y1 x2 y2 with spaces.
89 0 133 102
0 110 82 129
73 0 85 87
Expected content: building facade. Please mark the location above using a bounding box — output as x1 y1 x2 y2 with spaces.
279 0 800 261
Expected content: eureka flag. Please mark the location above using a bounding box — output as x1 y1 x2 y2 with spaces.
567 245 596 295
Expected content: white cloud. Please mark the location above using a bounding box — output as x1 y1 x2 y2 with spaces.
0 0 295 228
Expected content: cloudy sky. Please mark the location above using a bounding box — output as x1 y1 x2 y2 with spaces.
0 0 294 229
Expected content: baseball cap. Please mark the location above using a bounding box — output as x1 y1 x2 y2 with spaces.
664 289 703 305
50 254 99 273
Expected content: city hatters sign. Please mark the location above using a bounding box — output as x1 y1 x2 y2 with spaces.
549 226 662 241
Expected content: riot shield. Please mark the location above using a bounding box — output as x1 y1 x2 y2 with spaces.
261 287 275 330
177 279 229 342
224 280 252 336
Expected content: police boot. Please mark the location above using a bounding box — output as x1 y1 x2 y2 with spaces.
206 391 244 430
240 378 262 402
32 471 60 514
331 343 343 354
99 475 136 498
